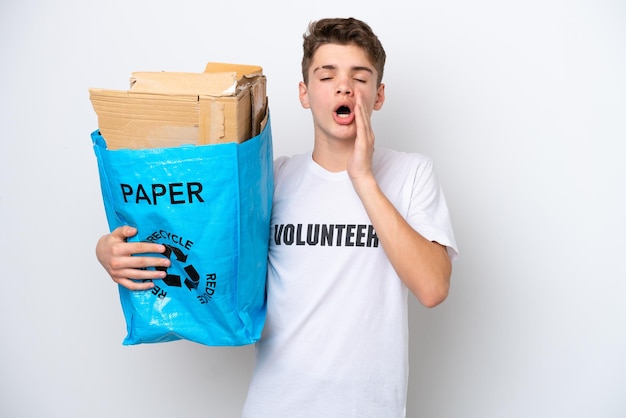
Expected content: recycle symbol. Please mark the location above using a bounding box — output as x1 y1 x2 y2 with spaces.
155 244 200 291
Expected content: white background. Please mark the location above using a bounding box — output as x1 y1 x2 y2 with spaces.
1 0 625 417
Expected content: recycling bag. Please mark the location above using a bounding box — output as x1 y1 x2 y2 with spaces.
91 119 273 346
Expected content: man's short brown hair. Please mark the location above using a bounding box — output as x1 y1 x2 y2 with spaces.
301 17 386 86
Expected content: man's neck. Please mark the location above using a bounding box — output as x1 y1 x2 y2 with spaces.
312 138 355 172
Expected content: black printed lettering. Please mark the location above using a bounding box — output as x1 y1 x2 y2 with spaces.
273 223 378 248
366 225 379 247
283 224 295 245
136 184 151 204
145 230 194 249
187 182 204 203
335 225 346 246
306 224 320 245
296 224 306 245
121 184 133 203
321 224 334 246
345 224 356 246
169 183 185 204
119 182 205 205
274 224 284 245
355 224 366 247
152 184 167 204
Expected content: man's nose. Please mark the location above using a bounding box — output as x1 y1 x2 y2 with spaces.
335 80 353 95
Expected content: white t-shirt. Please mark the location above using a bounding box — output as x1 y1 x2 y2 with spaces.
242 148 458 418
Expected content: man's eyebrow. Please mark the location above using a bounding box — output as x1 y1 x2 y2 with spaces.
313 65 374 74
313 65 338 73
351 66 374 74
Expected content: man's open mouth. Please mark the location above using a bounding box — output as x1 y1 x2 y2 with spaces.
336 105 352 118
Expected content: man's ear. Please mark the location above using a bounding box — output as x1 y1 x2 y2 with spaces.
299 81 310 109
373 83 385 111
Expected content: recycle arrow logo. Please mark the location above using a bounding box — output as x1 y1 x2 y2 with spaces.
156 244 200 291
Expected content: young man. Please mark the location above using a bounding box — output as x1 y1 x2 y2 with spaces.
97 17 458 417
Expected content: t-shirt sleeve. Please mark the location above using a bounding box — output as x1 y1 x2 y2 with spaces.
407 157 459 261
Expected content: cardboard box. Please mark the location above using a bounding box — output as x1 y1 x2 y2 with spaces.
89 62 267 149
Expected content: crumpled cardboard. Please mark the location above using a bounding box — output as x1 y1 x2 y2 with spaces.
89 62 267 149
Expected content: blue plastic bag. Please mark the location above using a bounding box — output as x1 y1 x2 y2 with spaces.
91 119 273 346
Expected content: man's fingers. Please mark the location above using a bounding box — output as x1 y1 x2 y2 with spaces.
108 255 169 272
134 241 166 255
110 241 166 258
115 277 157 291
111 265 166 281
98 226 171 291
354 91 374 144
111 225 137 240
132 255 170 270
